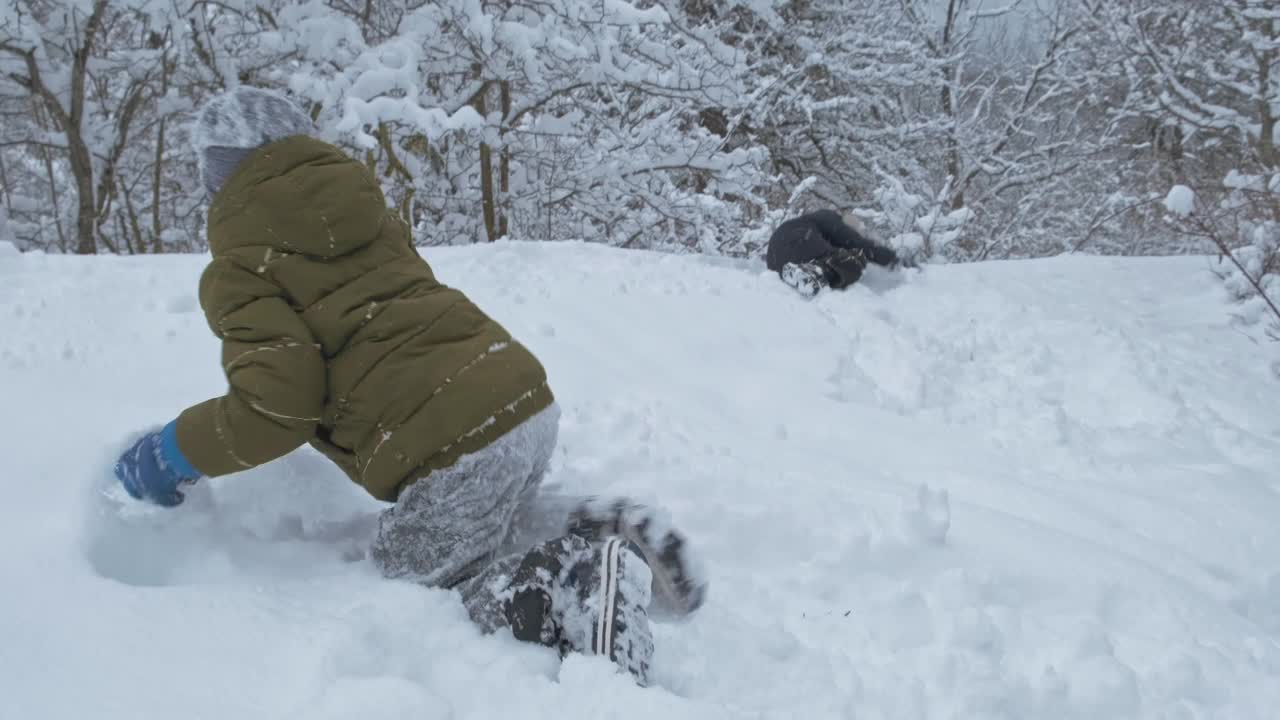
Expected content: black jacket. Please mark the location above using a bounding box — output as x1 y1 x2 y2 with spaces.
765 210 897 272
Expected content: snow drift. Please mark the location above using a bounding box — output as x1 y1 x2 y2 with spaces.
1 243 1278 719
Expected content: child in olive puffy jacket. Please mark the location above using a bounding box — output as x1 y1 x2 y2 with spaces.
112 87 706 685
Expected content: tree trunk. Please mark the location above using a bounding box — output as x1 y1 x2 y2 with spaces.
40 145 67 252
69 0 109 254
123 181 144 254
1255 31 1277 167
498 80 511 239
941 0 964 211
152 117 167 254
0 152 11 240
14 51 98 253
152 41 173 254
375 122 418 225
477 84 498 242
69 138 97 254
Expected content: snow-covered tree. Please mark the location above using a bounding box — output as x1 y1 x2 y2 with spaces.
1075 0 1279 256
1107 0 1278 171
0 0 1270 265
1161 176 1280 342
229 0 771 252
697 0 1123 261
0 1 206 253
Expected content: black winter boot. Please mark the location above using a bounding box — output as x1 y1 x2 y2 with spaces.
779 261 828 297
504 537 575 651
559 536 655 684
822 247 867 289
501 534 656 685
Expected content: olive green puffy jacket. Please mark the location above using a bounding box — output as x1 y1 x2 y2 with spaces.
175 136 553 501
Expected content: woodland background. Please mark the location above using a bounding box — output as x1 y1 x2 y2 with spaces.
1 1 1277 328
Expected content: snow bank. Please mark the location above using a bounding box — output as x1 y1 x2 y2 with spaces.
1 244 1278 719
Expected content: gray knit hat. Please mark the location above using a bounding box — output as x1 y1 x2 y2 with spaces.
192 87 316 194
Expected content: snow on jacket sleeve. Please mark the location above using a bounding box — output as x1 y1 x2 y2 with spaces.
175 256 325 477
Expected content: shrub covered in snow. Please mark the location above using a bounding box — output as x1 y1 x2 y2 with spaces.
1162 173 1280 343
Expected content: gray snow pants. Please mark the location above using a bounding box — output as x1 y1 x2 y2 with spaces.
369 403 576 632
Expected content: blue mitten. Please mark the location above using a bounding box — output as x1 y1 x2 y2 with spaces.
114 421 202 507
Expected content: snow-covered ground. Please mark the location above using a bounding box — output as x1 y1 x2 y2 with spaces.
1 243 1278 719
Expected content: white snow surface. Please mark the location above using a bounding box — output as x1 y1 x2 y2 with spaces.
2 243 1279 719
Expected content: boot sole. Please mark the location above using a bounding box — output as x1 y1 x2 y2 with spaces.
616 524 703 617
569 499 706 618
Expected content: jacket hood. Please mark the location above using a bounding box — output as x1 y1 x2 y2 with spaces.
206 136 387 259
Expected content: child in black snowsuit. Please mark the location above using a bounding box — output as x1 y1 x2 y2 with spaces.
766 210 907 296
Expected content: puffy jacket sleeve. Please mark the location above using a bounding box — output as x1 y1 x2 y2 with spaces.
811 210 899 266
175 256 326 477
